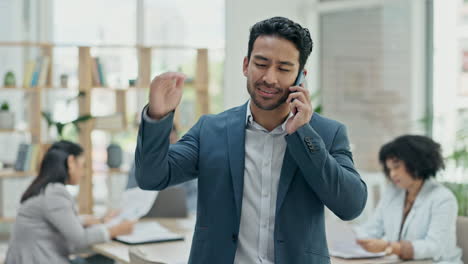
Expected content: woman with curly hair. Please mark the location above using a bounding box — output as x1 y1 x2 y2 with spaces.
354 135 462 263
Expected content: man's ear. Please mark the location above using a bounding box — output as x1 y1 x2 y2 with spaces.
243 56 249 77
67 155 74 169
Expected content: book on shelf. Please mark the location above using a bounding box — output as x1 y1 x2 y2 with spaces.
91 57 106 87
37 56 50 87
14 143 40 172
28 56 50 88
23 60 36 88
93 113 125 130
91 57 101 86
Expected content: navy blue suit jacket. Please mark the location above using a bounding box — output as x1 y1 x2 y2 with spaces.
135 102 367 264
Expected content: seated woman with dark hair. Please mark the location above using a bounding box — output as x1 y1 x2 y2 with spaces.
354 135 462 263
6 141 135 264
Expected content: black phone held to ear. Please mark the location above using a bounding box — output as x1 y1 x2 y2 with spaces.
290 70 306 104
294 70 305 86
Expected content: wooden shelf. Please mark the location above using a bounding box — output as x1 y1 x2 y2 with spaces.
91 86 131 91
0 86 76 91
0 87 40 92
92 127 131 132
93 168 129 175
0 42 211 50
0 217 15 223
0 170 36 178
0 128 30 133
0 41 51 47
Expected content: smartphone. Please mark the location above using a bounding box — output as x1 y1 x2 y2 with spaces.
294 70 305 86
290 70 306 106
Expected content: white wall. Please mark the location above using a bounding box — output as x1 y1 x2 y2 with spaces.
223 0 310 109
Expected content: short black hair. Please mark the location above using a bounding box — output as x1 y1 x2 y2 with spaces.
247 16 313 72
379 135 445 180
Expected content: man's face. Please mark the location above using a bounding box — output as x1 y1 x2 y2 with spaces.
243 35 300 111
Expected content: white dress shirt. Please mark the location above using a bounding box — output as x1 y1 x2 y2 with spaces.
234 101 292 264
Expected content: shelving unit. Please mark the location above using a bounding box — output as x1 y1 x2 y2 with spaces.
0 170 35 178
0 42 211 215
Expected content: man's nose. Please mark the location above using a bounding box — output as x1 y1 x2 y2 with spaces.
262 67 278 86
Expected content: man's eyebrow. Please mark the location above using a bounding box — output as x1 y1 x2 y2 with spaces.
278 61 295 66
253 55 295 66
253 55 269 61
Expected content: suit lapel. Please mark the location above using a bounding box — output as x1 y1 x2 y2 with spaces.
227 103 247 221
401 180 431 239
390 190 405 241
275 147 298 215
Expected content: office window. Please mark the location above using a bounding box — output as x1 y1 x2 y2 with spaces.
144 0 224 48
53 0 136 44
433 0 468 182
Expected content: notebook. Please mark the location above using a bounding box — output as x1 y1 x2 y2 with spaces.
115 221 184 245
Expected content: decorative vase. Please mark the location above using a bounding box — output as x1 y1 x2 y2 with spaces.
106 143 122 169
3 71 16 88
60 74 68 88
0 111 15 129
128 79 136 87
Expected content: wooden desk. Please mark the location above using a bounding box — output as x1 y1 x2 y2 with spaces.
92 218 432 264
332 257 431 264
92 218 193 264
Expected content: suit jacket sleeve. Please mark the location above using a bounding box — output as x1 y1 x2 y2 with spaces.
135 106 203 190
285 122 367 220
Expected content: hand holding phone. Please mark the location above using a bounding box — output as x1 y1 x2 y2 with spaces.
291 70 305 103
285 70 313 135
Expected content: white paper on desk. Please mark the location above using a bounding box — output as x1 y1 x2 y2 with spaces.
105 187 158 227
326 220 386 259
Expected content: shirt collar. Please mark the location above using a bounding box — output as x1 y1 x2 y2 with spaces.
245 100 293 134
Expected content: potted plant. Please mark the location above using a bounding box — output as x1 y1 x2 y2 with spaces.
444 125 468 216
3 71 16 88
0 101 15 129
41 111 93 140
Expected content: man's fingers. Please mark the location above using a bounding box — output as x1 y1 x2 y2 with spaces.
289 86 310 98
175 75 186 88
287 91 308 104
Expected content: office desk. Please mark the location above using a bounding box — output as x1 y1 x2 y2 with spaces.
92 218 193 264
92 218 431 264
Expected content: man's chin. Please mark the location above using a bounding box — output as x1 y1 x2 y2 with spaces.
252 97 285 111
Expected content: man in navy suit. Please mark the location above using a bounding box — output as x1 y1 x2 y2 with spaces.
135 16 367 264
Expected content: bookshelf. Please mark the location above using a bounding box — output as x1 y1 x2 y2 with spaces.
0 42 211 215
0 170 35 178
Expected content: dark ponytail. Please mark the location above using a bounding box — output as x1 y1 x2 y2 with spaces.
20 140 83 203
